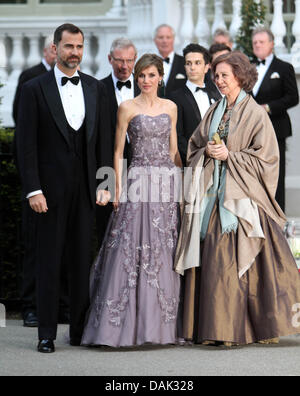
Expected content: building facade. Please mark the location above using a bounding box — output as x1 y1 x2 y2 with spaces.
0 0 299 215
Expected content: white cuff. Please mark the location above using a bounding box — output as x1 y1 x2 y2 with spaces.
27 190 43 199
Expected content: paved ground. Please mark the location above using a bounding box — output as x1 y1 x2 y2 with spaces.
0 320 300 376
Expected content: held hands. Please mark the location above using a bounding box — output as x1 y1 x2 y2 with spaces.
206 140 229 161
96 190 111 206
29 194 48 213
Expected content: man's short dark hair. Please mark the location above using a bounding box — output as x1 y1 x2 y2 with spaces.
183 44 211 65
209 43 232 56
54 23 84 46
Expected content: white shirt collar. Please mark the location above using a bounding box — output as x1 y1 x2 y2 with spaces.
162 51 175 64
186 79 206 93
111 72 134 89
257 53 274 67
42 58 52 71
54 64 80 87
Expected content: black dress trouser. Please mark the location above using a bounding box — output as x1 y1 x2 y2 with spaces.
36 159 94 342
276 139 286 213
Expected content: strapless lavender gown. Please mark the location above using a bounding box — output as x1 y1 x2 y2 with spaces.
81 114 181 347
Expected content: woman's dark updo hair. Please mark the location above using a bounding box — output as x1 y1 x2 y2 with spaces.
211 51 258 93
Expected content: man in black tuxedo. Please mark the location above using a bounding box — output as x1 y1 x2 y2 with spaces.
16 24 112 353
98 38 140 245
13 36 56 125
252 27 299 212
169 44 221 166
12 36 58 329
154 24 186 97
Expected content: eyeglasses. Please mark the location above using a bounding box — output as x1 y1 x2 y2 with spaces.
111 57 135 65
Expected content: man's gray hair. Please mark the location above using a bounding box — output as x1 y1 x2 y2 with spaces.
252 26 275 42
44 34 54 49
110 37 137 56
213 28 233 43
154 24 175 38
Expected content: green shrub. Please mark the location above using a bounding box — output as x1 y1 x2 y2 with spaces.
0 97 22 302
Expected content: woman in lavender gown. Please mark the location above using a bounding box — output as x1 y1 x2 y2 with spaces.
81 54 182 347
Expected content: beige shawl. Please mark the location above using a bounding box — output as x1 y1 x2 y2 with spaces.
175 94 286 278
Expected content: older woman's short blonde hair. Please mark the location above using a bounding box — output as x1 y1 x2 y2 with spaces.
211 51 258 93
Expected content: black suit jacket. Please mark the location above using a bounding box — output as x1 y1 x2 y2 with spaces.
101 74 140 162
13 62 48 125
16 70 112 208
169 83 221 166
161 54 187 98
254 56 299 140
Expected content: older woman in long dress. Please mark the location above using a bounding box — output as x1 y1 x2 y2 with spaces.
175 52 300 346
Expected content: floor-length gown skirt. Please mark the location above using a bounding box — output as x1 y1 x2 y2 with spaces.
182 203 300 345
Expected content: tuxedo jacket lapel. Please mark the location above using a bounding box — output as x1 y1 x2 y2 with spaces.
183 86 201 124
255 57 276 97
41 70 70 146
80 72 97 142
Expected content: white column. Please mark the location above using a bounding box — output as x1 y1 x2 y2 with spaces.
211 0 226 35
106 0 124 17
195 0 210 48
143 0 155 54
0 35 8 82
229 0 242 43
81 32 94 76
9 33 25 80
26 34 41 68
292 0 300 53
271 0 287 54
178 0 194 49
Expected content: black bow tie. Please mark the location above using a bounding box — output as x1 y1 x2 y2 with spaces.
61 76 80 86
117 80 132 90
195 86 207 93
163 57 170 64
256 59 266 66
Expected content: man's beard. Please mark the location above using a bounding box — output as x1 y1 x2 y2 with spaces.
58 55 81 70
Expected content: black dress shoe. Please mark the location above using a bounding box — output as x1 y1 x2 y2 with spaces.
38 340 55 353
23 312 38 328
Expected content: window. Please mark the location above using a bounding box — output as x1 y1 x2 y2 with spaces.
39 0 102 3
0 0 27 3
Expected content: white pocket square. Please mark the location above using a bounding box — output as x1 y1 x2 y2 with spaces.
176 73 186 80
271 72 280 79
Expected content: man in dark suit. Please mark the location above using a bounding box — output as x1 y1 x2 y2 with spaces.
252 27 299 212
13 36 57 328
13 36 56 125
169 44 221 166
98 38 140 245
154 24 186 97
16 24 112 353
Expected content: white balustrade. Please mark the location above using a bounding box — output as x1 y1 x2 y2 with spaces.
1 0 300 128
178 0 194 49
292 0 300 53
211 0 227 36
81 32 94 76
195 0 210 48
26 34 42 69
271 0 287 54
229 0 242 43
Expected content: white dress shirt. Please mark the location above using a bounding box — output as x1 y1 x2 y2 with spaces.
186 80 211 119
27 65 86 199
252 53 274 97
54 65 85 131
112 72 135 106
162 51 175 86
41 58 52 72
